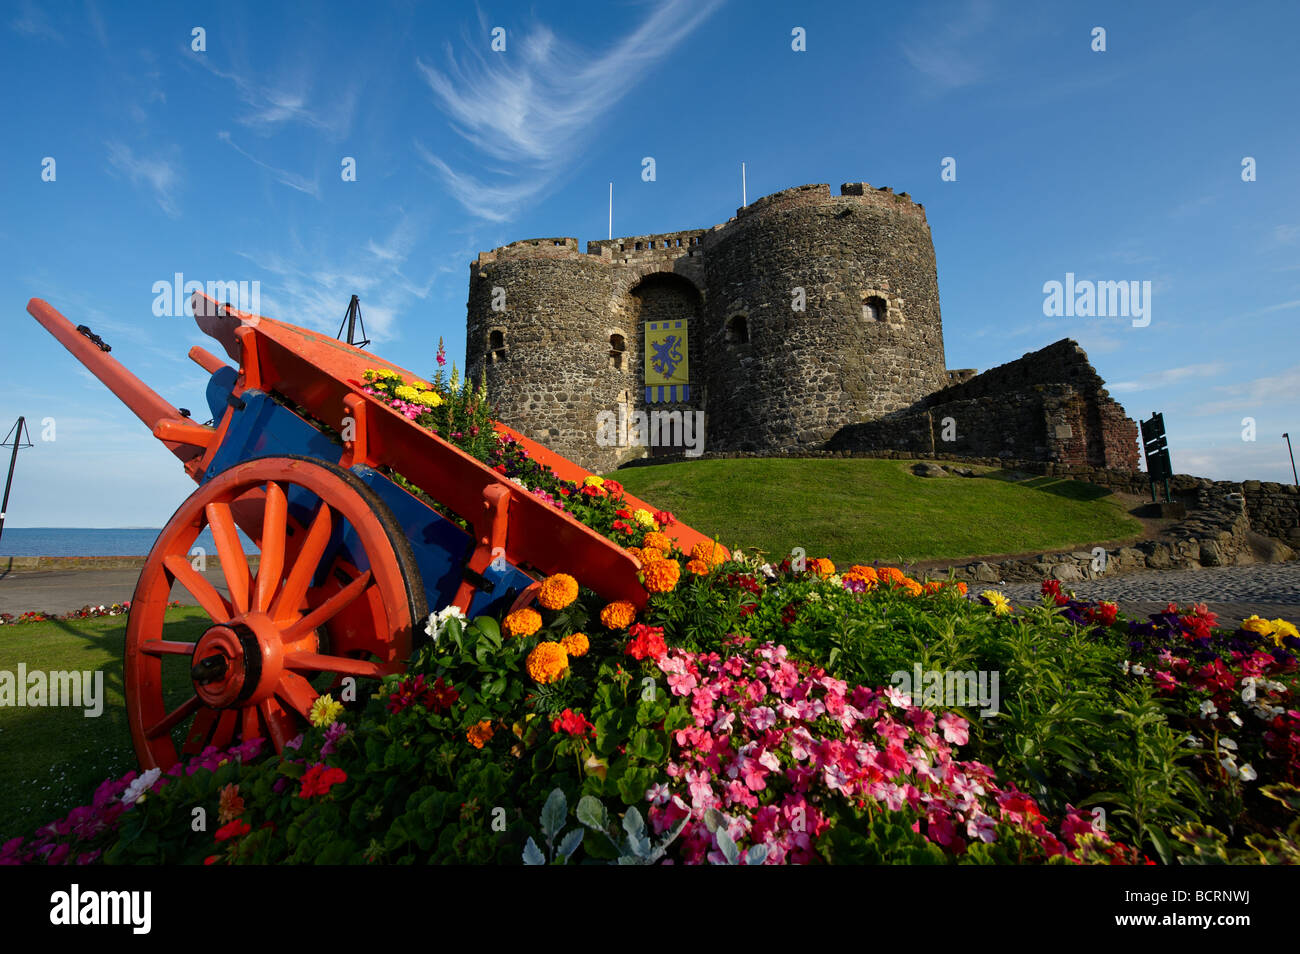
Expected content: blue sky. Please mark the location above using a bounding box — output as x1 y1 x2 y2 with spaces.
2 0 1298 528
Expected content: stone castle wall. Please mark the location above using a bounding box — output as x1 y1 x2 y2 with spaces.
465 182 950 471
826 339 1140 469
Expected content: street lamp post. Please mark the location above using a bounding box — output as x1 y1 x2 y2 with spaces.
1286 432 1298 487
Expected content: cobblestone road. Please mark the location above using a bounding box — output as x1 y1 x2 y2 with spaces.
998 561 1300 622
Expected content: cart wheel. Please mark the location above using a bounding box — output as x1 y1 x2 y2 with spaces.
125 455 427 770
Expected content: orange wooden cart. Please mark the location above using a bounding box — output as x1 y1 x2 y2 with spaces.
27 293 711 770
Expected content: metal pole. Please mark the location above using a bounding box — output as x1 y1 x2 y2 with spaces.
742 162 747 207
0 417 27 546
608 182 613 240
1286 432 1298 486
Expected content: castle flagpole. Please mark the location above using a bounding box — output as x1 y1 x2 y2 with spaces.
608 182 613 239
742 162 747 207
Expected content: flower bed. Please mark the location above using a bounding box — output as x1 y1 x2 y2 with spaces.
11 536 1298 865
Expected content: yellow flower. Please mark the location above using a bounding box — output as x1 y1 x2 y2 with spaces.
1241 615 1274 636
643 559 681 594
561 632 589 657
538 573 579 610
526 642 570 684
467 720 495 749
584 475 605 488
416 391 443 407
1269 618 1298 646
394 385 419 402
309 693 344 728
601 600 637 630
981 590 1012 616
643 531 672 553
633 509 658 529
503 607 542 638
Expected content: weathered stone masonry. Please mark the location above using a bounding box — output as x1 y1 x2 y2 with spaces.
465 181 1140 474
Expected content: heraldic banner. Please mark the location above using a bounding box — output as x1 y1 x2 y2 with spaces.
644 320 689 403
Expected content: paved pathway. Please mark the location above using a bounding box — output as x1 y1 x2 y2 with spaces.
0 566 233 616
997 562 1300 622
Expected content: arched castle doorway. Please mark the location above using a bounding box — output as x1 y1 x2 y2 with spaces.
628 273 704 459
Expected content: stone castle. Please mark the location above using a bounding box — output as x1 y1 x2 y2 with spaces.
465 181 1140 473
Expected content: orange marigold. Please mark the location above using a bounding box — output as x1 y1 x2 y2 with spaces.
923 581 944 595
600 600 637 630
526 641 569 684
626 546 645 564
902 579 924 597
639 546 666 564
878 566 907 586
467 720 495 749
691 540 730 566
643 558 681 594
503 607 542 638
561 632 589 657
686 558 709 576
538 572 579 610
954 581 969 596
642 531 673 553
848 565 879 582
810 557 836 578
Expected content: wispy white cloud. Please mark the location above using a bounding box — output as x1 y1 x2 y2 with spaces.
105 142 181 216
195 57 358 139
1273 224 1299 245
9 0 61 41
415 0 723 220
900 0 996 91
217 131 320 197
1192 364 1300 416
1109 362 1228 394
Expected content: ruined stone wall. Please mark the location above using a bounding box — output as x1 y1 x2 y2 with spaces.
824 339 1140 468
1244 481 1300 548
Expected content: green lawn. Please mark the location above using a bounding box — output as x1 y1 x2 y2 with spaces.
608 458 1143 565
0 608 209 841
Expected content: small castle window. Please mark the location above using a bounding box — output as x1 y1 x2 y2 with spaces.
609 333 626 371
635 242 643 250
726 315 749 345
489 329 507 363
863 295 888 322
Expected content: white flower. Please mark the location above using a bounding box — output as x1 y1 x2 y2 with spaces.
1220 757 1239 777
1239 763 1257 782
1227 711 1243 727
509 476 527 489
1218 737 1238 751
760 563 777 580
425 605 467 643
121 767 162 806
1199 700 1218 718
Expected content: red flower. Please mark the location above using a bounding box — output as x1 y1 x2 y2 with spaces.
604 480 624 497
1085 602 1119 627
558 487 570 496
580 484 605 497
612 519 632 533
493 464 507 474
654 510 675 527
626 623 668 660
551 708 595 737
616 508 632 519
214 819 251 842
299 764 348 799
426 676 460 712
1180 614 1212 642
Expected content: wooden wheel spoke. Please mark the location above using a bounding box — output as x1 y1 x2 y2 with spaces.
284 651 393 679
275 671 319 720
281 569 373 643
241 705 261 744
258 699 294 751
271 502 334 621
145 695 202 740
183 707 217 754
210 709 237 750
162 554 234 622
141 639 198 657
206 501 251 614
254 481 288 613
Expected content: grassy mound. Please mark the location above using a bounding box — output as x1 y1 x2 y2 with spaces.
607 459 1142 563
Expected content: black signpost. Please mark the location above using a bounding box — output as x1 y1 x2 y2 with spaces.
0 417 33 547
1140 411 1173 503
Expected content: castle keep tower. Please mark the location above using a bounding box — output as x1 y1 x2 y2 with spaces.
465 183 949 473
